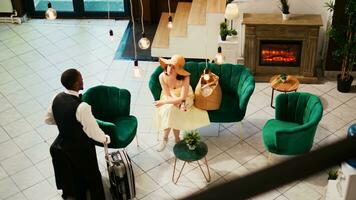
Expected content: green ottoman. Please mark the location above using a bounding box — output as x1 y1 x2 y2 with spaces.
172 141 211 184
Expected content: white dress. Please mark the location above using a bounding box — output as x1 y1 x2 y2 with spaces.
155 85 210 131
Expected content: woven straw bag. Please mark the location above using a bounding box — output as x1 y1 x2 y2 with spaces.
194 72 222 110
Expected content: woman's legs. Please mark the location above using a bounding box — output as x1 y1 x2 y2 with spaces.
173 129 180 143
157 128 171 152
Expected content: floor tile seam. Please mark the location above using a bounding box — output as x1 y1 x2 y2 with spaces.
0 136 49 167
160 173 202 197
275 181 300 196
225 143 264 166
7 95 44 116
3 191 29 200
0 162 10 181
223 122 260 141
343 95 356 107
0 108 24 128
8 169 45 194
11 131 45 152
137 186 175 200
327 105 356 124
0 79 26 97
5 64 37 80
320 107 351 126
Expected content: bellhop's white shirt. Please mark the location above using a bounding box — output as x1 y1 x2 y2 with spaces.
45 90 110 144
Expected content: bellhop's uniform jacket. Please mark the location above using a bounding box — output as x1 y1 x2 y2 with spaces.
45 90 108 199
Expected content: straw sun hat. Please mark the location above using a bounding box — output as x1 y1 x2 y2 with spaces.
159 54 190 76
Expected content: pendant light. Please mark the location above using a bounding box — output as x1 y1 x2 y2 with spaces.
109 29 114 42
138 0 150 49
107 0 115 42
133 60 141 78
203 68 211 81
214 46 225 65
129 0 142 78
45 2 57 20
167 0 173 29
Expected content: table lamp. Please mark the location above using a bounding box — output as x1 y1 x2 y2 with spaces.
224 3 239 30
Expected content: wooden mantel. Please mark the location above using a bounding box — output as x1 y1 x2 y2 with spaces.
242 13 323 83
242 13 323 26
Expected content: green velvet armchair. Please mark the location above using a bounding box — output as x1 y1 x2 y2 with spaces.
82 85 138 149
262 92 323 155
149 62 255 123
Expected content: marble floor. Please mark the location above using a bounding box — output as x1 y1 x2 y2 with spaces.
0 19 355 200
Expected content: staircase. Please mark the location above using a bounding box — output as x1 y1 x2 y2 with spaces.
151 0 226 59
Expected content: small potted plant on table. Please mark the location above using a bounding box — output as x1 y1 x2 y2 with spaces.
183 130 201 150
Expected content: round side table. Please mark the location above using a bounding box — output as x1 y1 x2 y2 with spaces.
172 141 211 184
270 75 300 108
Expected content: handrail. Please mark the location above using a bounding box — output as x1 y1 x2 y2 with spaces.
184 136 356 200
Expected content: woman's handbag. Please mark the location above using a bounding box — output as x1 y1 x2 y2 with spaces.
194 72 222 110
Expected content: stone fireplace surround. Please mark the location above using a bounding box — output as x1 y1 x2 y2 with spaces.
242 13 323 83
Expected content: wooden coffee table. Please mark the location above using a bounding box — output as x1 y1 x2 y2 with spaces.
270 75 300 108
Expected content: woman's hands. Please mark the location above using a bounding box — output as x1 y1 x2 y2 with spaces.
154 100 165 107
154 98 182 108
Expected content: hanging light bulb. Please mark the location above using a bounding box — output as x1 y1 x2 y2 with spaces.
214 46 225 65
167 16 173 29
203 68 211 81
138 32 150 49
109 29 114 42
133 60 141 78
45 2 57 20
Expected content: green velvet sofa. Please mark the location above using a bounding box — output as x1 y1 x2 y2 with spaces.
82 85 138 149
149 62 255 123
262 92 323 155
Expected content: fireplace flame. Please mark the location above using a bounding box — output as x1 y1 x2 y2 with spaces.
261 49 297 63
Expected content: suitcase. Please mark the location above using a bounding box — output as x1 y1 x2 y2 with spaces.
104 143 136 200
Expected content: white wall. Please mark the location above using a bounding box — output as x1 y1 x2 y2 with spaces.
232 0 333 63
0 0 13 13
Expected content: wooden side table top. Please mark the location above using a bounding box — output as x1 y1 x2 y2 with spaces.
270 75 300 92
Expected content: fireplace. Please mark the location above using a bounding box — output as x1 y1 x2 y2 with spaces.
242 13 323 83
259 40 302 67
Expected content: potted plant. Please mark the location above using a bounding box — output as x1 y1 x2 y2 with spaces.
325 168 342 198
183 130 201 150
279 73 288 83
328 169 339 180
326 0 355 93
220 22 237 41
279 0 290 20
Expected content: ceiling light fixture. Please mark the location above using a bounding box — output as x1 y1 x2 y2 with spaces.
138 0 150 49
45 1 57 20
167 0 173 29
109 29 114 42
107 0 114 42
129 0 142 78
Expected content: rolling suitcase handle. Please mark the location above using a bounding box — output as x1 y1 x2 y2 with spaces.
103 142 112 171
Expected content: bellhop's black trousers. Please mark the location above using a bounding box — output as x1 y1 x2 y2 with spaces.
50 136 105 200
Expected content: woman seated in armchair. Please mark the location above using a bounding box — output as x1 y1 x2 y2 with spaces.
154 54 210 151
